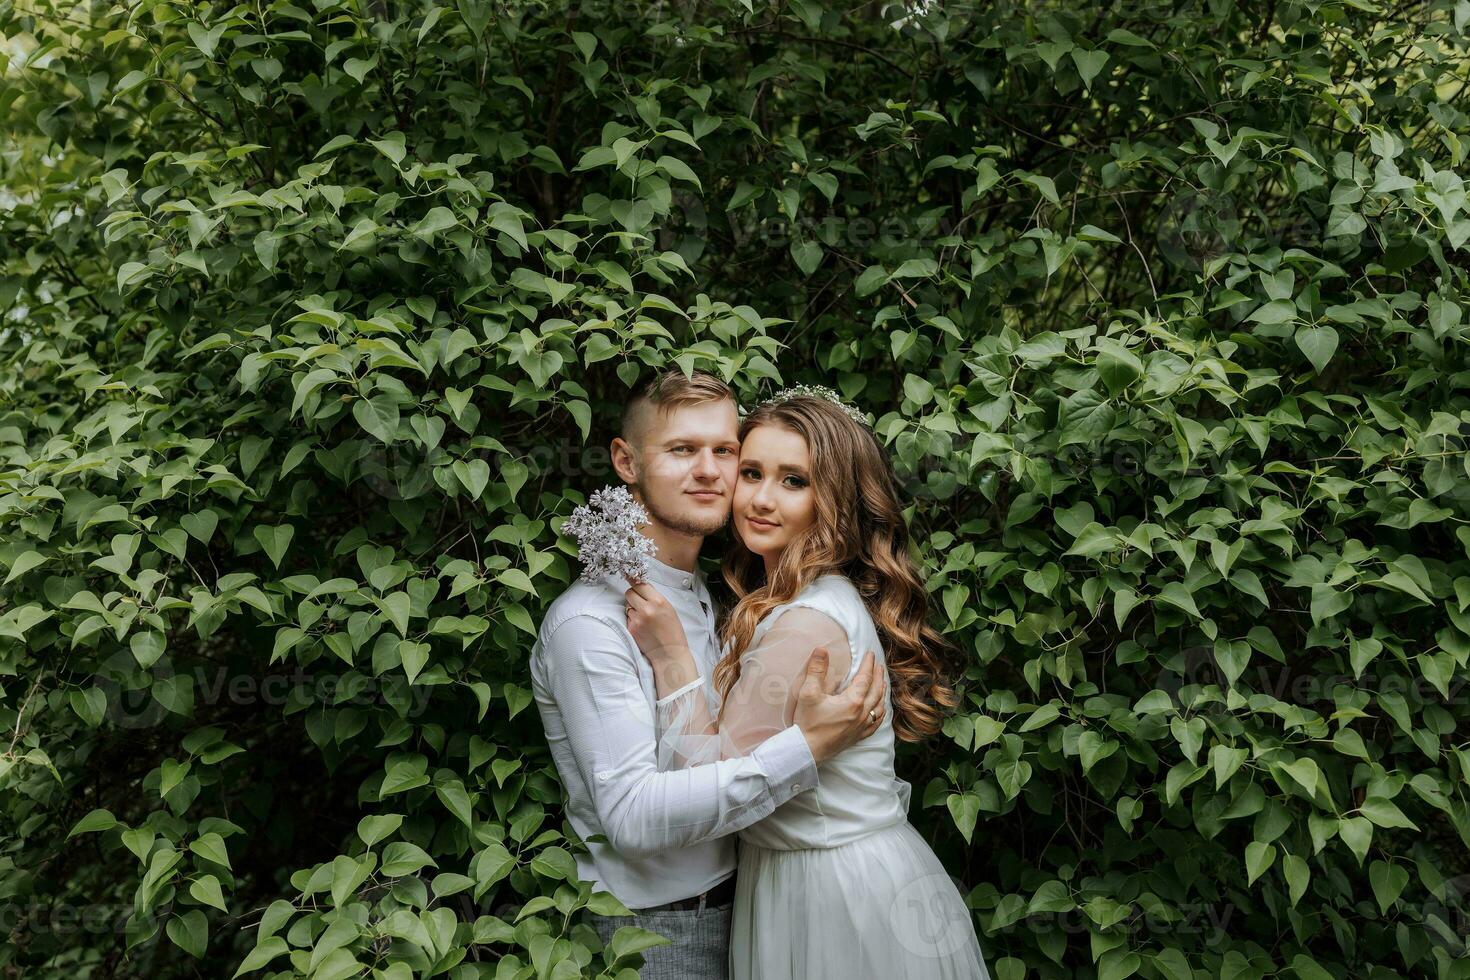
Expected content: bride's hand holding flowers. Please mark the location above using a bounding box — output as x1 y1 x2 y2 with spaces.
623 583 693 668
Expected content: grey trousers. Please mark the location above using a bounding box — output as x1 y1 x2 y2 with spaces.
587 899 733 979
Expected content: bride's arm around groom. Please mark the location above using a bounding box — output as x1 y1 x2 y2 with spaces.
531 597 885 856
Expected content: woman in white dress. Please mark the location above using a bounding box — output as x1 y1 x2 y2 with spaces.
623 389 990 979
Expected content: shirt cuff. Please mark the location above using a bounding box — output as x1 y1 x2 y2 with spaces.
751 724 820 799
655 675 704 708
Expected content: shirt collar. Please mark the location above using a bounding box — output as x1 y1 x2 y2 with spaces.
604 555 703 594
646 556 702 591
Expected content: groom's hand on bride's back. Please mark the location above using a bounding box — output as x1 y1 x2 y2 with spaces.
793 648 887 763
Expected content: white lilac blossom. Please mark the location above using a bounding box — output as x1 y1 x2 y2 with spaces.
562 485 658 584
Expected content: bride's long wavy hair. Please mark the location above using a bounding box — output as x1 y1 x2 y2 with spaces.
712 396 959 743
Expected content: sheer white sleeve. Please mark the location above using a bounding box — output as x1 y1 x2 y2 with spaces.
655 606 853 767
536 612 820 859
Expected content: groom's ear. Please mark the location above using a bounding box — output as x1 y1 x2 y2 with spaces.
609 437 639 485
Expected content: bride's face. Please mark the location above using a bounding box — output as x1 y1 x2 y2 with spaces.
732 423 817 560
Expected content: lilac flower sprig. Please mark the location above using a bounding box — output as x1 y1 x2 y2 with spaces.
562 485 658 584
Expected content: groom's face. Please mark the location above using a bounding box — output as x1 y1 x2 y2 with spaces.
613 398 741 538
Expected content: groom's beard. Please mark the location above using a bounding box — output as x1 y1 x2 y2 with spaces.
641 490 729 538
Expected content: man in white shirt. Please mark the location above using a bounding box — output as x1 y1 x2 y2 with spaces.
530 369 887 978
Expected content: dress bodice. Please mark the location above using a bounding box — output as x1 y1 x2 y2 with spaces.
734 574 913 850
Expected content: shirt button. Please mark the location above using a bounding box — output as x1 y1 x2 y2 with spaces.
682 577 692 588
793 783 803 792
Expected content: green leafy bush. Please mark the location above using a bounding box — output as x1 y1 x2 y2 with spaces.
0 0 1468 977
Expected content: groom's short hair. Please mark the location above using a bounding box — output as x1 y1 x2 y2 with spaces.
620 369 736 444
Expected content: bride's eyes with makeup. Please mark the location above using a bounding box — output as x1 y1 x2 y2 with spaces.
740 465 808 489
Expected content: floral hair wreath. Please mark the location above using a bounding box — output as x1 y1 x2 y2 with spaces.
741 383 870 428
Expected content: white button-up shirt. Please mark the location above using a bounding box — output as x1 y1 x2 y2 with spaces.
529 555 818 909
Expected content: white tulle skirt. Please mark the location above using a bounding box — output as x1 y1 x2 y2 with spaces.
730 819 991 979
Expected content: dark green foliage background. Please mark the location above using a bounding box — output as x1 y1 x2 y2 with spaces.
0 0 1468 977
